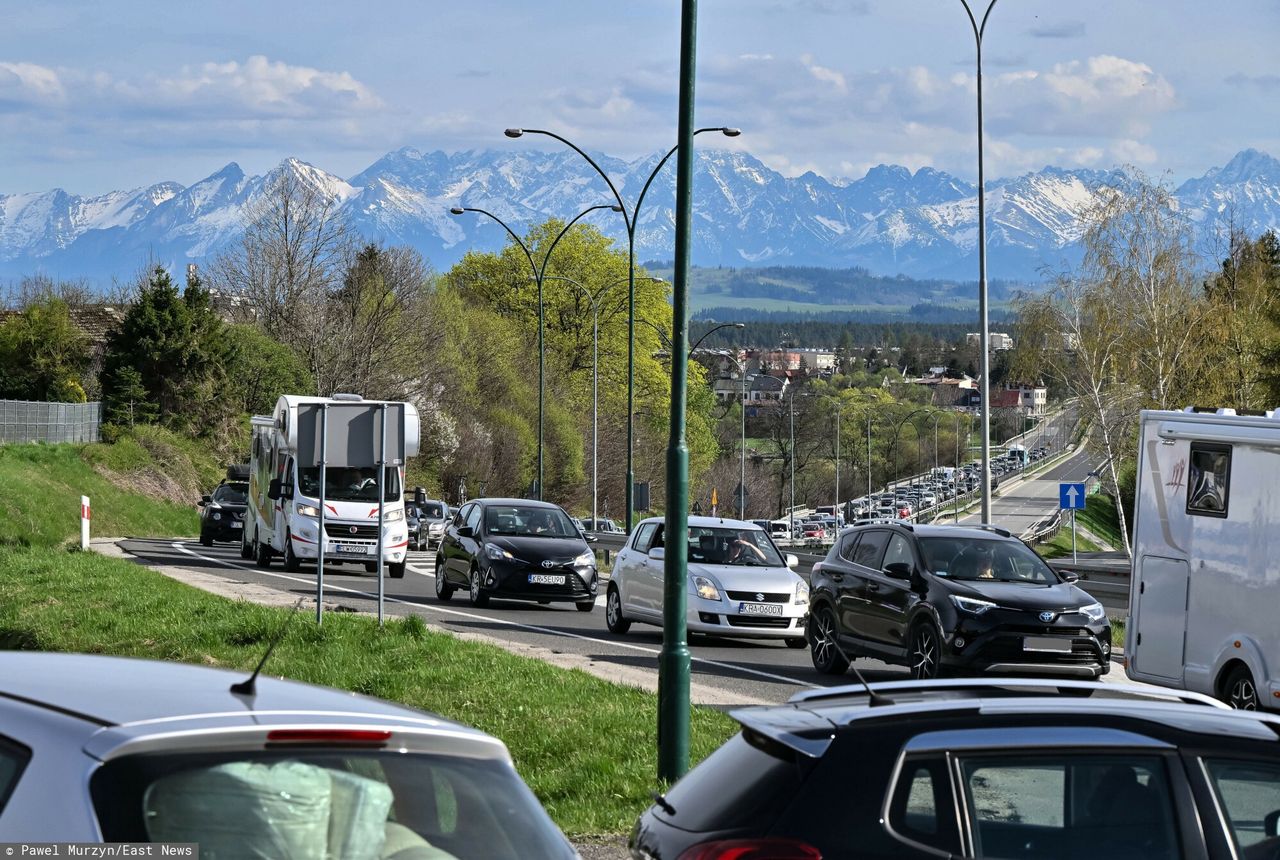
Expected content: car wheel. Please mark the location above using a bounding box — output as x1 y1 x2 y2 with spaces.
365 562 377 573
469 567 490 608
434 559 454 601
254 535 272 568
910 622 943 680
388 561 406 579
199 531 213 548
239 530 253 559
283 531 300 572
1225 665 1260 711
576 600 595 613
785 637 807 649
809 607 849 675
605 585 630 633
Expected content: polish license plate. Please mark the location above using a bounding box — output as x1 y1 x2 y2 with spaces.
231 521 243 529
529 574 566 585
1023 636 1071 652
738 602 783 616
334 544 371 555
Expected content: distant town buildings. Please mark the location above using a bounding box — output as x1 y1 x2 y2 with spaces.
966 332 1014 351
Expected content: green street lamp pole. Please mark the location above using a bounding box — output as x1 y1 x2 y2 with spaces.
655 0 699 784
959 0 1000 522
450 203 621 499
504 125 740 533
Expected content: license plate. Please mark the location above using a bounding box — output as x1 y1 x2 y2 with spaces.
738 602 783 616
1023 636 1071 653
231 521 243 529
528 574 566 585
334 544 371 555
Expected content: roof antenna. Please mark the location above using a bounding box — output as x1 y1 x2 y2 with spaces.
231 598 305 697
832 637 893 707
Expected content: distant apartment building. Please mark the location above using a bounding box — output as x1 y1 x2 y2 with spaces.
792 348 835 371
966 332 1014 351
912 373 978 408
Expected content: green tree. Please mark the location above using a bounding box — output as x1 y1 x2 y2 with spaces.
0 296 92 401
102 365 158 428
223 324 315 415
1202 229 1280 409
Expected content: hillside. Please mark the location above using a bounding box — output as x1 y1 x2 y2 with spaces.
0 431 214 547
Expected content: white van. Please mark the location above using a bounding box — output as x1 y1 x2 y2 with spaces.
1127 407 1280 711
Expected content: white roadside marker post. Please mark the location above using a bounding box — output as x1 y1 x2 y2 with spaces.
80 495 91 550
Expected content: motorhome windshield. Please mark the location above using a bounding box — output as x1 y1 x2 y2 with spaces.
297 466 401 502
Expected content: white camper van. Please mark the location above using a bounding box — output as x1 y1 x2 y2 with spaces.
244 394 420 578
1127 406 1280 711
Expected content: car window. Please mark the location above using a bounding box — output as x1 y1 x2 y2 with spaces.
1204 758 1280 854
836 532 859 562
687 527 783 567
659 733 802 832
852 530 889 569
422 502 446 519
465 505 482 533
90 751 574 859
919 537 1058 584
886 756 960 855
0 735 31 817
454 504 470 526
632 523 658 553
958 754 1178 860
881 534 913 571
483 505 578 538
213 483 248 504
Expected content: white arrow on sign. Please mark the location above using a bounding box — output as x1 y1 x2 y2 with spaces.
1066 485 1079 507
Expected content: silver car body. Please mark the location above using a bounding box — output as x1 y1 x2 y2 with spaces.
608 516 809 641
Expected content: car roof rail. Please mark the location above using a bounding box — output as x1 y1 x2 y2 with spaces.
971 523 1012 538
787 677 1229 710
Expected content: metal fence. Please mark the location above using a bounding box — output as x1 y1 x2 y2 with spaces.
0 399 102 444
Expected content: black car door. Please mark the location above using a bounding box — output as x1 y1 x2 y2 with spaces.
842 529 890 650
861 532 919 650
443 503 474 584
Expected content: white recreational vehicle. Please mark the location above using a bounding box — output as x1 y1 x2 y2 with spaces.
243 394 420 578
1127 407 1280 711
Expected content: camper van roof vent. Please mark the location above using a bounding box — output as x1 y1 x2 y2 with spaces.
331 393 364 402
1181 406 1280 419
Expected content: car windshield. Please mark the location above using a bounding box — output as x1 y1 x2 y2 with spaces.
298 466 400 503
212 483 248 505
91 750 574 859
485 506 578 538
918 536 1059 584
687 527 784 567
422 502 446 520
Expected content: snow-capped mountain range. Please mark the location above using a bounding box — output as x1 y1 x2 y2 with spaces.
2 147 1278 285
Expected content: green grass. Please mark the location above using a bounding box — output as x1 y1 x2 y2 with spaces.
1074 493 1125 550
1038 529 1102 559
0 443 199 548
0 546 738 836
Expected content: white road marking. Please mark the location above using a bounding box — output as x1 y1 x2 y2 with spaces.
169 542 819 690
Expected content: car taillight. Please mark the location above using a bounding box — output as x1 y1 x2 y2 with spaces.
265 729 391 747
677 838 822 860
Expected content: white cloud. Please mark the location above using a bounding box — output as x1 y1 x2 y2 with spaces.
0 61 65 103
801 54 846 92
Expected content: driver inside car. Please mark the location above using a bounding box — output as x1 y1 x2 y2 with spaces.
727 531 767 564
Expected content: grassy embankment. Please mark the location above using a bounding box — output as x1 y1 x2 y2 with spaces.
0 440 738 835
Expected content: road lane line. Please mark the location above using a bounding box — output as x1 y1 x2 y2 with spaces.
167 541 819 690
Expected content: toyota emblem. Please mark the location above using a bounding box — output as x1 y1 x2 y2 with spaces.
541 560 556 569
349 526 358 535
1039 610 1055 623
756 592 765 602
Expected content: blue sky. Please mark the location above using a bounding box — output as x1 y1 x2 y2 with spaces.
2 0 1277 195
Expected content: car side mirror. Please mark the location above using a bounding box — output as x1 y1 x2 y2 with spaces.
199 495 210 506
456 525 475 539
786 554 799 569
585 534 598 543
884 561 913 581
267 479 283 500
648 547 666 562
1061 571 1080 583
1265 809 1280 838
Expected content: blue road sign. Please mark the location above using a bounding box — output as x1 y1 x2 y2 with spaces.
1060 482 1086 510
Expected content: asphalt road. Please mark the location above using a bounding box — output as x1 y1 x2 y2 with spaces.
116 534 1137 708
959 437 1097 535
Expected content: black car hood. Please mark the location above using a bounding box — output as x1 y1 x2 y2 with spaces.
488 535 589 563
948 579 1091 610
208 503 247 514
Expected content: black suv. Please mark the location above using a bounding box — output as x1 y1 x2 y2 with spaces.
630 678 1280 860
197 475 249 546
435 498 598 610
808 523 1110 679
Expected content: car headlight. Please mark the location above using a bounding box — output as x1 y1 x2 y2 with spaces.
485 543 514 561
211 512 222 521
429 523 445 534
377 508 404 523
296 504 321 517
952 595 997 615
572 550 595 568
1080 602 1107 622
795 580 809 606
693 575 722 602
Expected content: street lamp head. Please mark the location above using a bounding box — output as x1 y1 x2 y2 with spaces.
449 207 465 215
610 204 624 212
720 128 742 138
504 128 524 139
731 322 746 329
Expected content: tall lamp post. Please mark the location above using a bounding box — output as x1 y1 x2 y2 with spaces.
716 350 750 518
504 124 741 533
450 203 621 500
959 0 1000 522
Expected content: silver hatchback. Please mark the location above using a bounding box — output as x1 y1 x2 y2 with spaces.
0 652 577 858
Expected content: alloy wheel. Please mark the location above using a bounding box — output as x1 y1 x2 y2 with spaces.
809 608 848 674
1228 668 1259 710
911 625 940 680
